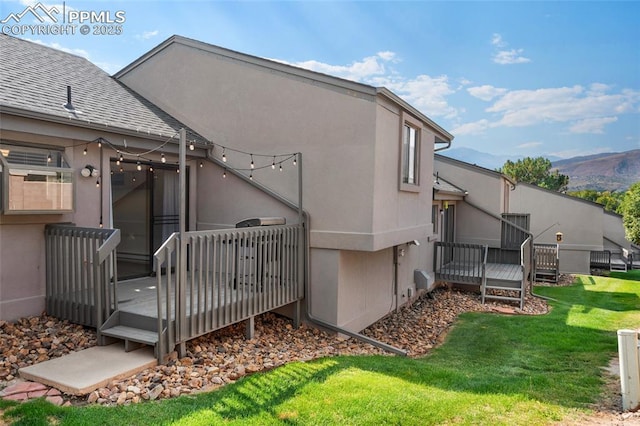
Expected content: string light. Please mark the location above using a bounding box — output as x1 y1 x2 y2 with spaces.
136 161 142 171
199 161 203 168
47 153 52 163
223 169 227 178
149 165 154 173
161 153 166 163
119 153 124 163
96 178 100 188
222 149 227 163
189 140 195 151
97 139 102 148
272 157 276 170
250 154 255 169
279 164 283 172
249 172 253 180
293 156 297 166
83 146 88 155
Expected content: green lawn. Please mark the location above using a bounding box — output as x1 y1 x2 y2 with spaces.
3 272 640 425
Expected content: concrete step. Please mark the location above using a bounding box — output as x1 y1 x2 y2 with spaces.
19 343 156 395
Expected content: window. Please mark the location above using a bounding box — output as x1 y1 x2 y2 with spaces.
399 113 421 192
0 143 74 214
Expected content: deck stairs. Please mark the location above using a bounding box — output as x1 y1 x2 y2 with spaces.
99 311 166 356
481 264 525 309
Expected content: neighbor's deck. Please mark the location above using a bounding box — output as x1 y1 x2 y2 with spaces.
436 262 522 284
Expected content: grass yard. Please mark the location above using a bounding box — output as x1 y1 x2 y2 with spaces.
3 272 640 425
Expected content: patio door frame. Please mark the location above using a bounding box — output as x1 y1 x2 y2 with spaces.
110 159 188 279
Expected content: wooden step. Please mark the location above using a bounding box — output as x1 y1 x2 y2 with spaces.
485 285 523 291
101 325 159 347
483 294 521 302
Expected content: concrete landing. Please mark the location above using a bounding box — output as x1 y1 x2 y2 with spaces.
19 343 156 395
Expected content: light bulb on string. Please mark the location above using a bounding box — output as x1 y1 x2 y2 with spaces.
149 165 154 173
97 139 102 148
293 155 297 166
161 153 166 163
119 153 124 163
83 146 88 155
249 172 253 181
96 178 100 188
272 157 276 170
119 166 124 172
199 161 203 168
189 140 195 151
279 163 283 172
250 154 255 169
223 169 227 178
116 159 120 166
47 153 52 163
176 168 180 174
222 149 227 163
136 161 142 171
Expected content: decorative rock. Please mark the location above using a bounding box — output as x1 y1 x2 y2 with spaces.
148 384 164 401
46 395 64 406
87 391 99 403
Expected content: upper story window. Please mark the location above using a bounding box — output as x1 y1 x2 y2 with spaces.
399 113 421 192
0 142 74 214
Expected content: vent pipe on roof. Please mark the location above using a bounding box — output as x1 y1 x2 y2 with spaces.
63 86 73 111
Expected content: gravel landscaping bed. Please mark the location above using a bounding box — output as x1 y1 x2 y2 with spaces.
0 285 550 406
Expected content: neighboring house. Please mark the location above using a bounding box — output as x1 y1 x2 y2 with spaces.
434 154 633 274
114 35 454 333
1 34 455 355
0 35 208 321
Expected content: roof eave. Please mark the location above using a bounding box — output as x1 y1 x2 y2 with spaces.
0 105 178 143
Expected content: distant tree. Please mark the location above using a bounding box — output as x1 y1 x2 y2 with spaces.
620 182 640 244
499 157 569 192
568 189 625 213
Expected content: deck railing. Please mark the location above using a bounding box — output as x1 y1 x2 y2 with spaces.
154 224 303 360
590 250 611 270
434 242 487 285
45 224 120 328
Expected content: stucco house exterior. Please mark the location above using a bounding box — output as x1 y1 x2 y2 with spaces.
113 35 454 333
1 34 455 356
434 154 633 274
0 34 214 321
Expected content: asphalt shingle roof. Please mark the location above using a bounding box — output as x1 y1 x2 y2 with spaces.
0 35 199 141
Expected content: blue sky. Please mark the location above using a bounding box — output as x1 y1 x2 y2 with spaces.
2 0 639 159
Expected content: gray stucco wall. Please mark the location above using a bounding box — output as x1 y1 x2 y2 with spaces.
117 39 445 332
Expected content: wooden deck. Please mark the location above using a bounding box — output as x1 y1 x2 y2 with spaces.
486 263 522 283
113 272 294 320
437 262 522 286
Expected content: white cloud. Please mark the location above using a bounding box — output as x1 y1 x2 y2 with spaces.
453 84 640 135
517 141 543 149
451 119 492 136
488 85 639 129
491 33 506 48
137 30 159 40
282 52 459 119
491 33 531 65
493 49 531 65
285 51 394 82
468 85 507 101
569 116 618 134
386 74 459 119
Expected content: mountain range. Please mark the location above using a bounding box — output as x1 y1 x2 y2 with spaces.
441 147 640 192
